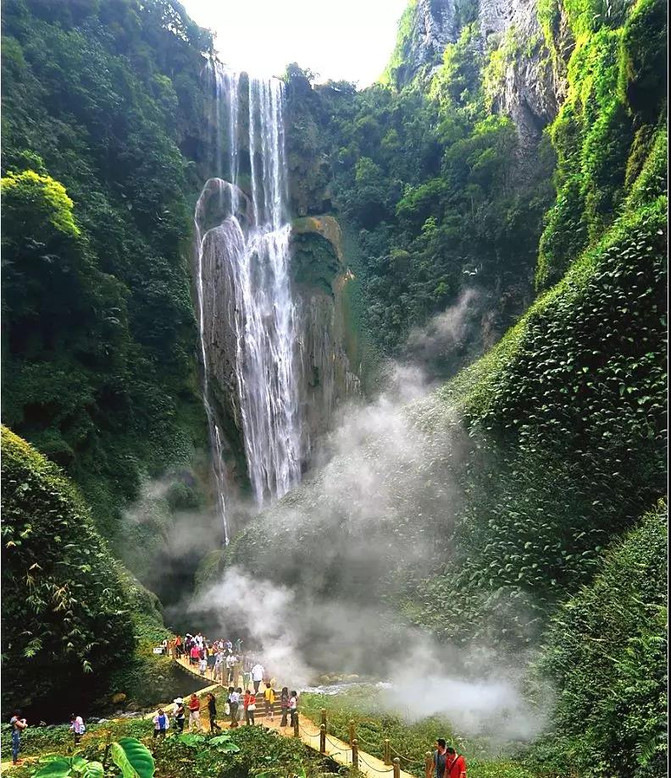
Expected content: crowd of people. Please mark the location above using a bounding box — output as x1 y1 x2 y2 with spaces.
7 632 465 776
165 685 300 733
163 630 300 732
162 633 246 685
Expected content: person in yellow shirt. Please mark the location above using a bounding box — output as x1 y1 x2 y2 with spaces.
263 682 275 720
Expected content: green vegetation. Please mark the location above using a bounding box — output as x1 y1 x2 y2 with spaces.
301 690 536 778
528 500 667 777
0 427 180 720
1 427 135 719
1 0 211 556
5 718 344 778
284 28 554 367
34 737 154 778
536 0 666 288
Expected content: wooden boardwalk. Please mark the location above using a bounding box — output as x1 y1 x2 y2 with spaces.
1 659 418 778
174 656 417 778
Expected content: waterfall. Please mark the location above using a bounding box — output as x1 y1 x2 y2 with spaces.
194 62 303 539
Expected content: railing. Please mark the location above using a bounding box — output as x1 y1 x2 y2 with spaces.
174 656 432 778
306 708 433 778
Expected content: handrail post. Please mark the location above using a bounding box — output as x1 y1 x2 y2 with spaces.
352 739 359 769
321 708 327 728
348 719 356 744
393 757 401 778
319 724 326 753
425 751 434 778
293 712 299 738
384 739 391 765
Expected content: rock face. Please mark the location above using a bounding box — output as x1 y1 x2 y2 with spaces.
390 0 460 86
480 0 566 149
392 0 568 148
291 216 361 452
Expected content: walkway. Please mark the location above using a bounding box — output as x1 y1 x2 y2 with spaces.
174 654 243 688
174 655 417 778
265 715 417 778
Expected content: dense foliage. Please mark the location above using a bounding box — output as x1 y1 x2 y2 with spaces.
528 501 667 777
5 717 341 778
535 0 667 287
1 427 135 719
284 30 555 368
1 0 211 553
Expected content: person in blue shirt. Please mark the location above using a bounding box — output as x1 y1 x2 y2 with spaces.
153 708 170 738
9 711 27 765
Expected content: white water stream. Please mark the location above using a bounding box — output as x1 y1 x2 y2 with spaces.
194 63 303 542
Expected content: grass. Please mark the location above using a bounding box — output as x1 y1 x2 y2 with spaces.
300 688 539 778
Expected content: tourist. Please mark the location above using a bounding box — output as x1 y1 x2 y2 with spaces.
214 650 224 682
289 690 298 728
243 689 256 725
225 652 237 684
10 711 27 765
70 713 86 745
445 747 467 778
279 687 290 727
190 643 200 666
199 655 207 676
153 708 170 738
251 661 265 693
173 698 185 733
188 693 201 731
207 645 217 678
206 692 222 733
225 639 233 652
433 739 449 778
242 654 252 690
228 687 240 728
263 682 275 720
234 638 243 653
175 635 183 658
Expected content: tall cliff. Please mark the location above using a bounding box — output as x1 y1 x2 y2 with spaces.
385 0 566 148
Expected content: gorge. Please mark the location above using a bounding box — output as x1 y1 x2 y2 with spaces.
1 0 667 775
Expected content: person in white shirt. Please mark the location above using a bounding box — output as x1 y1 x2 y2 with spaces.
229 687 241 728
226 653 238 684
251 663 265 693
70 714 85 745
289 691 299 727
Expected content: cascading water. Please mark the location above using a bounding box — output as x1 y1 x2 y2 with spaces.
194 62 303 539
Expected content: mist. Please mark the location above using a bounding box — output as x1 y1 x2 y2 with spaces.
181 290 552 743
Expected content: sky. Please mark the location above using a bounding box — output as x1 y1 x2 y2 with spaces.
181 0 409 87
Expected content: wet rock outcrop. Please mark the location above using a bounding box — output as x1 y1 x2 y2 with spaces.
291 215 361 452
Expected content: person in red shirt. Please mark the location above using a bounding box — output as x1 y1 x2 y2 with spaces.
190 644 200 665
188 693 201 731
445 747 466 778
243 690 256 725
